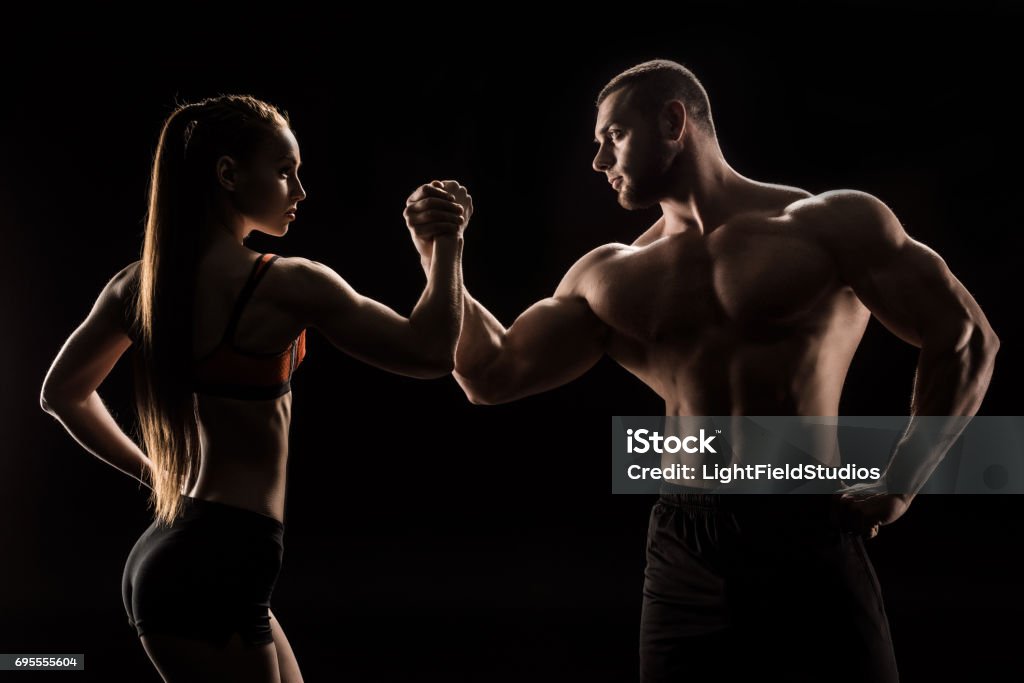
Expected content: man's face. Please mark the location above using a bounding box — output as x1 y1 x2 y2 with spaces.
592 87 674 210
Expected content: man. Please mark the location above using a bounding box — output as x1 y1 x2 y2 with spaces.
403 60 999 681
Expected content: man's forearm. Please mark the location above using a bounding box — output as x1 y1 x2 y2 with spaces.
911 324 999 416
884 326 1000 496
409 234 464 362
418 247 507 378
455 292 510 380
41 392 152 489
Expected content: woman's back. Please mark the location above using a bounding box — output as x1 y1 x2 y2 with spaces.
187 245 307 522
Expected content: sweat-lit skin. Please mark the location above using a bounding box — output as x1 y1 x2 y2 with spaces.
409 85 999 534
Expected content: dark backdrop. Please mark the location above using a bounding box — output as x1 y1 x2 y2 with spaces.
3 7 1021 682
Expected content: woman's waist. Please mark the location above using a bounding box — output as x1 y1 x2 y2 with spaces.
176 492 287 530
186 467 287 524
182 490 286 525
196 405 292 454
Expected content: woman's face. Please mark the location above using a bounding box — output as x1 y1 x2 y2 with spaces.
228 125 306 237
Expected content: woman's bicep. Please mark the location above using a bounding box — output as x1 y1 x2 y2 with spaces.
293 259 431 374
41 275 135 406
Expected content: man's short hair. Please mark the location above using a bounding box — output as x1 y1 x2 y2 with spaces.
597 59 716 137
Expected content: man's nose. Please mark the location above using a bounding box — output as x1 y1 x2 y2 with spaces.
592 144 613 173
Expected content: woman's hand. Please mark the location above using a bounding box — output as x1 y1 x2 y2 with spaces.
404 180 471 269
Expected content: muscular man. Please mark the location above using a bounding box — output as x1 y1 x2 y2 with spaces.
405 60 999 681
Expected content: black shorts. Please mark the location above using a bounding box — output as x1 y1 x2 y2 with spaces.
122 494 285 648
640 490 899 682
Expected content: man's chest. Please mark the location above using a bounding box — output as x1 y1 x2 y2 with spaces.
589 217 842 344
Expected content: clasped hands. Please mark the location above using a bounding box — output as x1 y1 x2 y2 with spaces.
404 180 473 267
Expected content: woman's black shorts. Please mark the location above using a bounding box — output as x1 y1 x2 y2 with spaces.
122 494 285 648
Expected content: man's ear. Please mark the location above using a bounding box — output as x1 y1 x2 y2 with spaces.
662 100 687 142
215 155 240 191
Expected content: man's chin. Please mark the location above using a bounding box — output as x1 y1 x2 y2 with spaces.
618 191 657 211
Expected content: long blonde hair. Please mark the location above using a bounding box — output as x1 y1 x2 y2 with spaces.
128 95 290 525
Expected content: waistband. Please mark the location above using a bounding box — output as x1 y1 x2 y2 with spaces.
176 494 285 534
657 482 837 513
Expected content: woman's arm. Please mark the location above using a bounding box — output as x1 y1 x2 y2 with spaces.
287 184 466 379
40 263 153 489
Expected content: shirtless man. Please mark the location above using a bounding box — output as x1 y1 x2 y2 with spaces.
403 60 999 681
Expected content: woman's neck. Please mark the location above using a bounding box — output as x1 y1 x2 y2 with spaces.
199 219 248 254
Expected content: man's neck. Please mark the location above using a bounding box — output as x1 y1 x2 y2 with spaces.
658 146 757 237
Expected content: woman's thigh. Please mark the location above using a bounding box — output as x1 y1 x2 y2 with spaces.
269 609 304 683
140 631 281 683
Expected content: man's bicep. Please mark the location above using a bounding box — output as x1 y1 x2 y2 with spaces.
456 244 616 403
828 193 984 348
851 240 975 347
500 244 616 389
489 295 609 397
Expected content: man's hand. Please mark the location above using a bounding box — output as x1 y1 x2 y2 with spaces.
404 180 472 269
832 480 913 540
434 179 473 227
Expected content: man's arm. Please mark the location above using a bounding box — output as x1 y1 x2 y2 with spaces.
815 190 1000 498
405 180 615 404
40 262 154 489
453 252 612 404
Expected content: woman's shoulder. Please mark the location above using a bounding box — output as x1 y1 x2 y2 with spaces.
265 254 342 291
268 254 316 273
108 260 142 340
262 255 355 325
112 260 142 289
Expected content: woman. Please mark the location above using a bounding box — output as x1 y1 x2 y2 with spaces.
39 94 469 682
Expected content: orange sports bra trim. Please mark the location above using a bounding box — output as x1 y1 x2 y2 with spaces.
190 253 307 400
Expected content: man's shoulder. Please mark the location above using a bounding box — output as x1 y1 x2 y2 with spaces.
577 242 634 273
785 189 895 228
555 242 630 298
784 190 906 250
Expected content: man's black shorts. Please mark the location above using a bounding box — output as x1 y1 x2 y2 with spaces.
640 490 899 682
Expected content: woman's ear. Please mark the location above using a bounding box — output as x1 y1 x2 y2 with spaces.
215 155 240 192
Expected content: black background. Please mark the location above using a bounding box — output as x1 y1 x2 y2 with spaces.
4 7 1022 681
